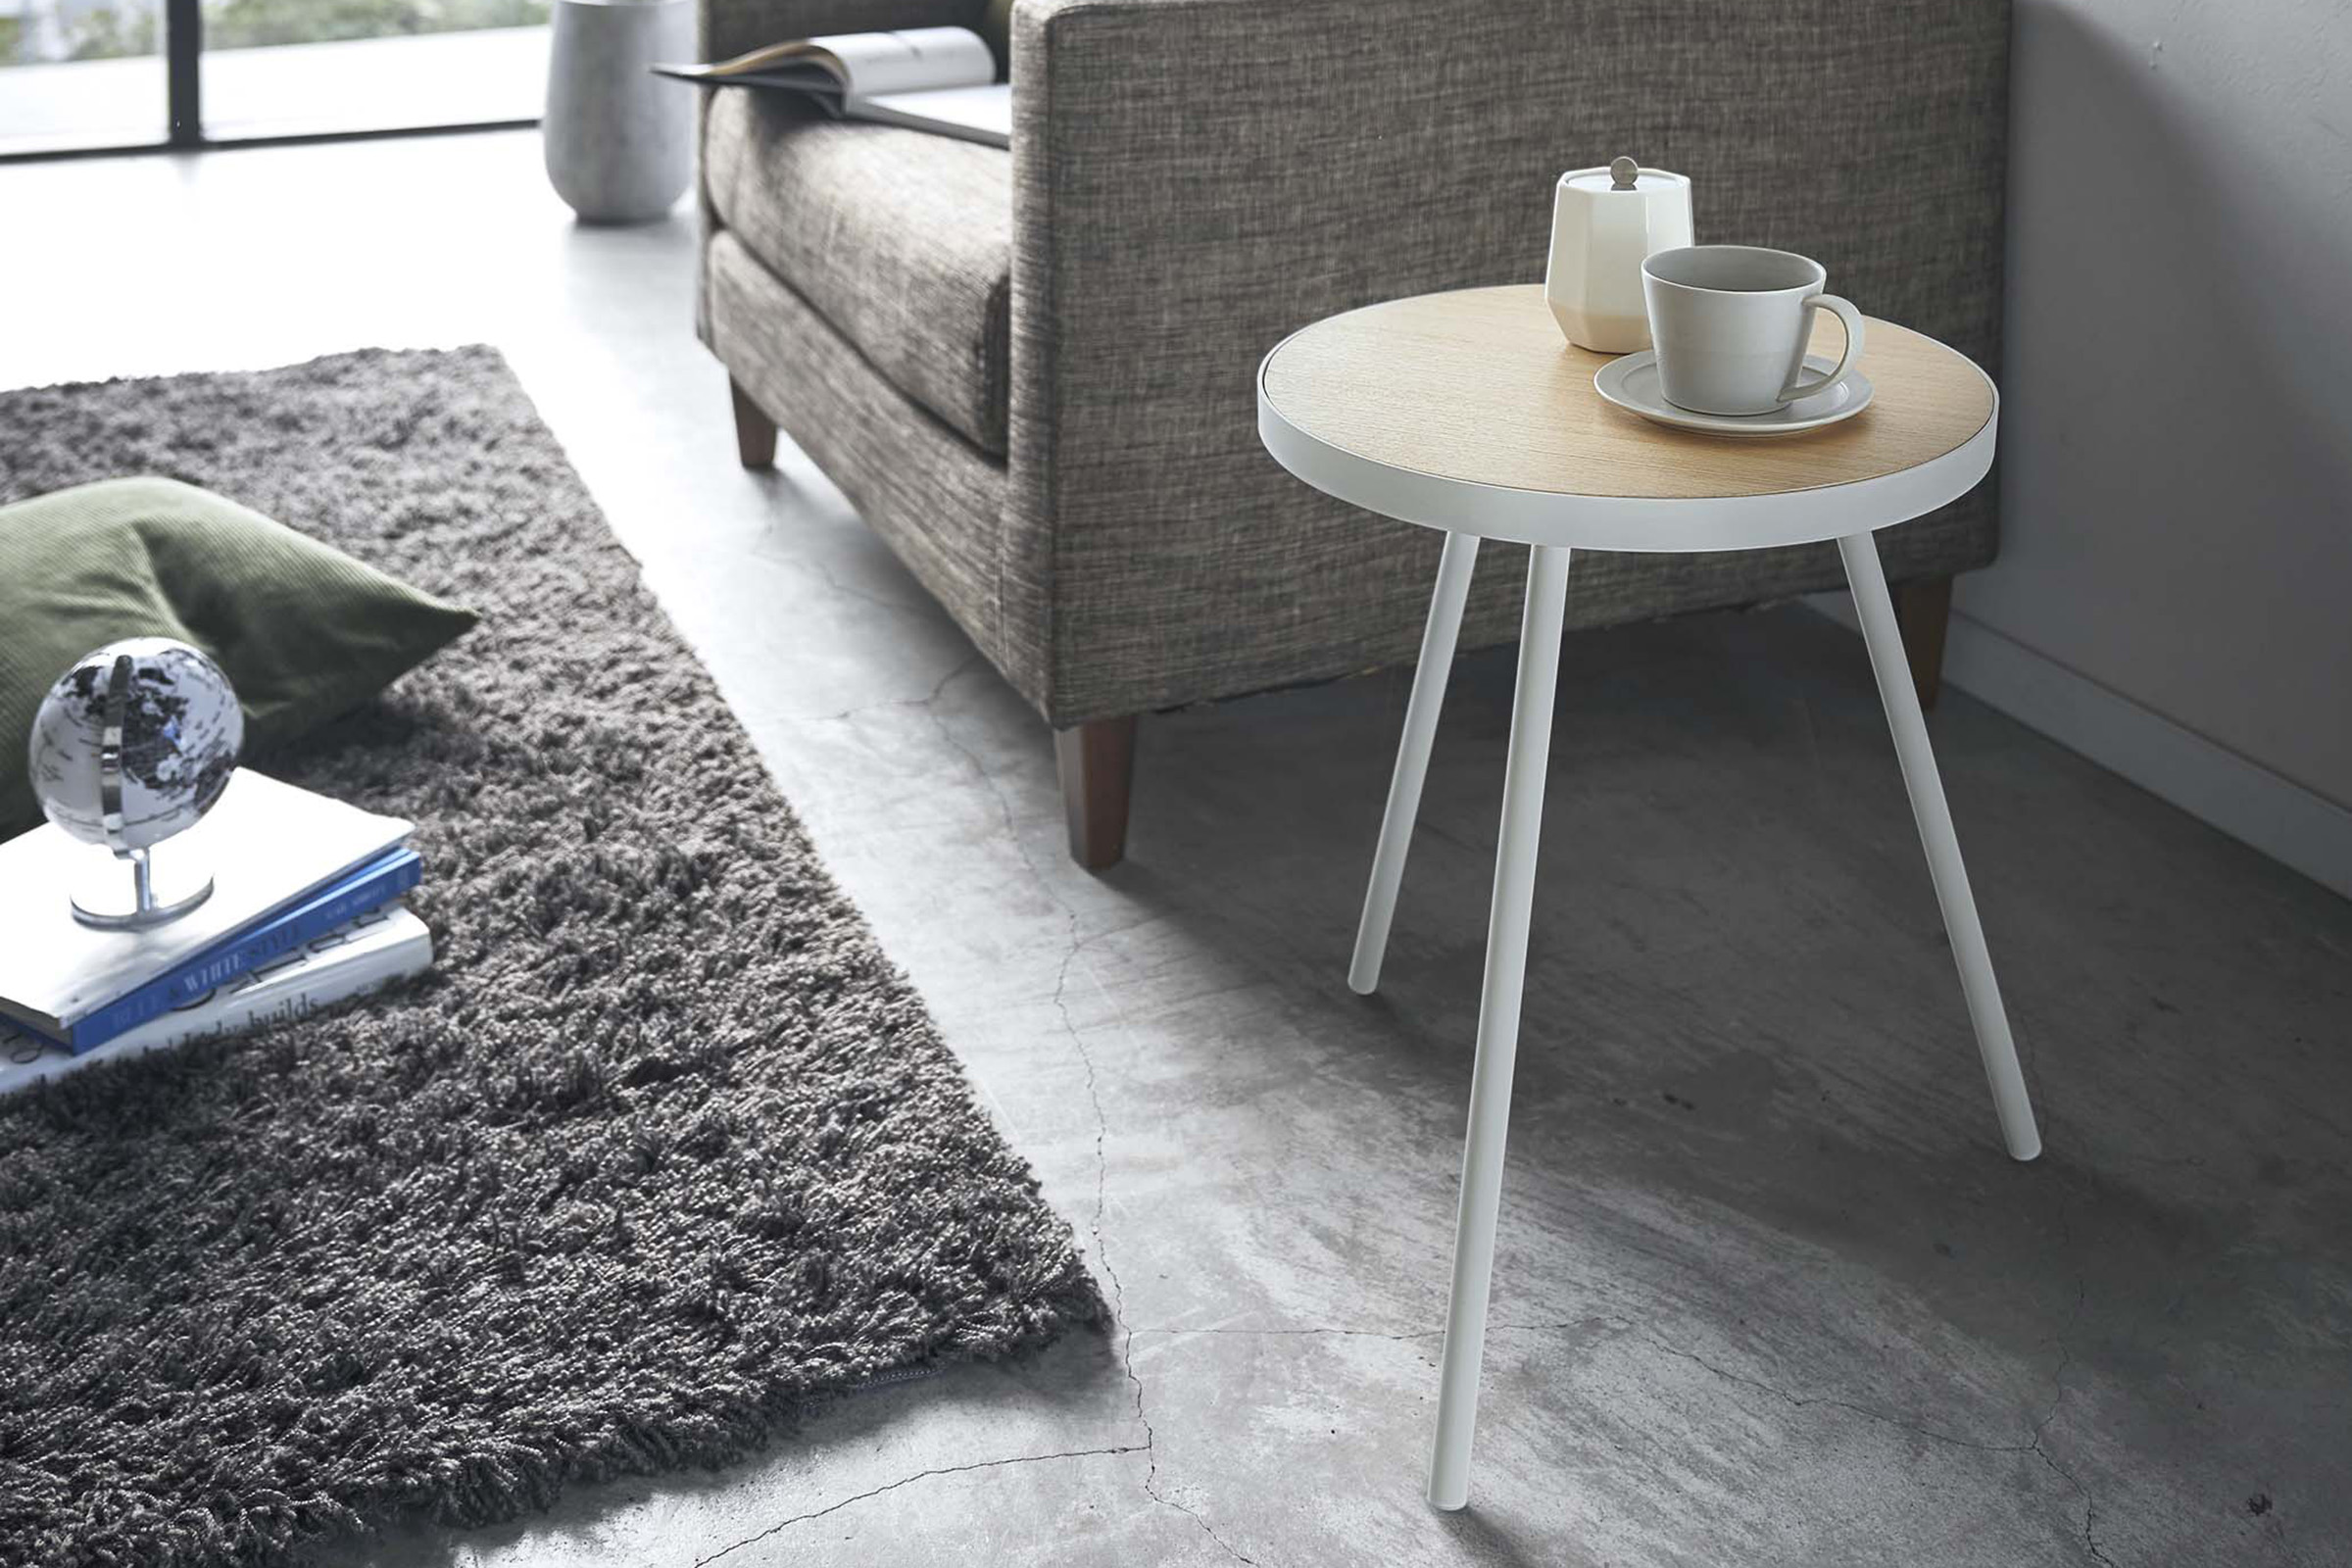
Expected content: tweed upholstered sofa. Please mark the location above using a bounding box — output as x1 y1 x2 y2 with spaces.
698 0 2009 867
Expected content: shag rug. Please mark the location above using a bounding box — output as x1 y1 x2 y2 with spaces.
0 350 1102 1567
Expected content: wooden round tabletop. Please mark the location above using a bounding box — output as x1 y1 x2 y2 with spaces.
1256 284 1997 554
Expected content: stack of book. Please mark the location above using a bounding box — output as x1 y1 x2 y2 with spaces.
0 772 433 1093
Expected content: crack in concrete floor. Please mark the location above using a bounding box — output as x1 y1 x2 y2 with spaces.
1643 1322 2115 1565
1060 936 1260 1566
686 1443 1149 1567
929 687 1261 1563
797 651 985 727
684 683 1253 1564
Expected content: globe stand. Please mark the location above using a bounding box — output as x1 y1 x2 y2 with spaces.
63 650 219 931
71 846 216 931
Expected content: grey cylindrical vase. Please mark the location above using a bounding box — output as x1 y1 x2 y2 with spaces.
544 0 695 223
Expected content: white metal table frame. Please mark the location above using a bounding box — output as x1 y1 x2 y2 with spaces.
1257 339 2041 1513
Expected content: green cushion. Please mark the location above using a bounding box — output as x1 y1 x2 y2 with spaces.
0 477 477 836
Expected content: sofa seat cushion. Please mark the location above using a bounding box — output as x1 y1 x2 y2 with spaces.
704 91 1011 455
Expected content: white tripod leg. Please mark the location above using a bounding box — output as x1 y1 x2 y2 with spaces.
1428 543 1571 1510
1838 533 2041 1161
1351 531 1481 994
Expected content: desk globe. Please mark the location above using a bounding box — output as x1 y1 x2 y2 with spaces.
27 637 244 929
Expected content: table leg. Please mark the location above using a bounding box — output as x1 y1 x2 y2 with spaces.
1838 534 2042 1162
1352 531 1482 994
1429 543 1571 1512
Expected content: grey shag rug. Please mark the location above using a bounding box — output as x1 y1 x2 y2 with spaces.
0 349 1103 1567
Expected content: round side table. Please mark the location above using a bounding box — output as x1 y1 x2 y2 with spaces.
1255 284 2041 1513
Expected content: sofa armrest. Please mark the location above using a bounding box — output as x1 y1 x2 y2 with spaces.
1001 0 2008 722
700 0 984 62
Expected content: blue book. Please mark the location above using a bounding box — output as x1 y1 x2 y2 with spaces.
49 847 422 1054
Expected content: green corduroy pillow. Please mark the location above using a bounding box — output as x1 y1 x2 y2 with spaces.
0 477 477 836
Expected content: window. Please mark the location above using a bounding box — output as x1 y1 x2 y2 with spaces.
0 0 551 157
0 1 168 154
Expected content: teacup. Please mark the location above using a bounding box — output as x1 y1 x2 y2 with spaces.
1640 245 1865 416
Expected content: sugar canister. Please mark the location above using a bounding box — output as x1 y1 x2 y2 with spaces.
1544 157 1694 354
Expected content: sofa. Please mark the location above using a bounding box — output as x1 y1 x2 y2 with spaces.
697 0 2009 866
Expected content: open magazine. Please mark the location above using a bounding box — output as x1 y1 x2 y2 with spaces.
656 26 1008 148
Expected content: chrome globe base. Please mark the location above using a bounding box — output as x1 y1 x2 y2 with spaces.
71 846 215 931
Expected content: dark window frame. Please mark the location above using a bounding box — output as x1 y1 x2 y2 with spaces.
0 1 534 165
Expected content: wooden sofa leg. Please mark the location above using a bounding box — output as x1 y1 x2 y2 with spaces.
1054 716 1138 870
730 377 777 469
1893 574 1954 710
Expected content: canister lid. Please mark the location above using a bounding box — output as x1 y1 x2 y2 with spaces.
1559 164 1690 195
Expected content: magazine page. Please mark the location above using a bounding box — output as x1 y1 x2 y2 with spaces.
857 84 1012 147
834 27 995 104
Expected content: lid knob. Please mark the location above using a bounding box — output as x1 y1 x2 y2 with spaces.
1609 156 1640 190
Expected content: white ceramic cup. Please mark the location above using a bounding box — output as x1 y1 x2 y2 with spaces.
1640 245 1866 416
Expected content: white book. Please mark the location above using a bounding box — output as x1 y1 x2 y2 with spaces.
654 26 1010 149
0 905 433 1095
0 771 413 1039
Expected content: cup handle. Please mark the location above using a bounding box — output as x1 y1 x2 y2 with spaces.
1780 294 1865 403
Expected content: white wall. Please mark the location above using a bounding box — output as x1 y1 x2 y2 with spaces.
1937 0 2352 895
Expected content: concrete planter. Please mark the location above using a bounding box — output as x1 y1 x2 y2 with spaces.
543 0 695 223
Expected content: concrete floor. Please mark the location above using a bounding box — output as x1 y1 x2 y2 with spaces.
3 131 2347 1568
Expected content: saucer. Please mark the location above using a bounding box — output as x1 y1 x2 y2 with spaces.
1593 352 1874 438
